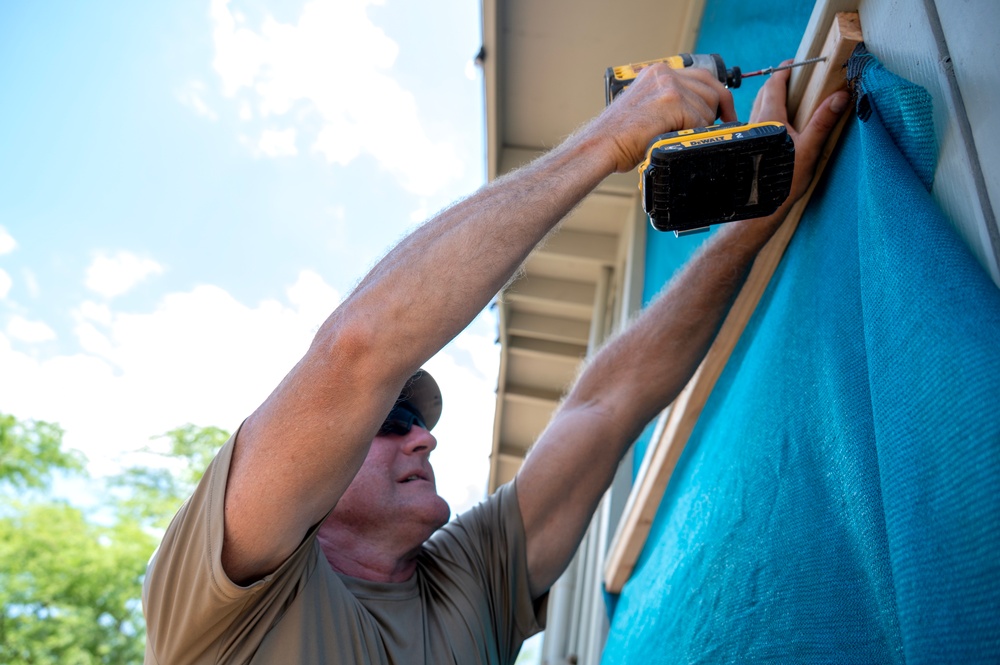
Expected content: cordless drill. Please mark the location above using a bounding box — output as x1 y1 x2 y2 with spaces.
605 54 821 235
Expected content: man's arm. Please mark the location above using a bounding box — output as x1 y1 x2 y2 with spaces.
515 68 850 598
218 64 737 585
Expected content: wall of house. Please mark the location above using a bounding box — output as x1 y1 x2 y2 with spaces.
601 0 1000 662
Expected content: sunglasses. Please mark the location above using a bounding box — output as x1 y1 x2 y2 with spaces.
377 404 427 437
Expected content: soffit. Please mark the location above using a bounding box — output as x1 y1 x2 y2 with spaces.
481 0 705 491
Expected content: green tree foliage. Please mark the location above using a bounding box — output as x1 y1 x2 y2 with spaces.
0 413 229 665
0 502 152 664
112 423 230 529
0 413 83 489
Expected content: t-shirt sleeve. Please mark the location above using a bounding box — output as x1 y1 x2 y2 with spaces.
141 431 322 665
422 480 547 660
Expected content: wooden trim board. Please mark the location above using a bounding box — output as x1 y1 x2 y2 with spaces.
788 0 861 121
603 12 863 594
795 13 863 130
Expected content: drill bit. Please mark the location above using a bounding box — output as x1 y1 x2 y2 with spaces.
741 56 827 79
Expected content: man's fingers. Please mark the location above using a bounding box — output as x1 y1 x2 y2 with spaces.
754 67 793 124
749 92 763 124
782 90 850 200
718 89 737 123
600 62 742 171
799 91 850 150
673 68 730 125
740 65 850 203
769 65 792 94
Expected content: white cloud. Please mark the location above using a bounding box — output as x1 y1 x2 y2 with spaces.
176 81 219 121
0 277 343 477
409 203 430 223
85 251 165 299
0 226 16 255
464 59 479 81
0 269 11 300
78 300 113 326
285 269 339 330
21 269 40 298
258 128 298 157
7 315 57 343
209 0 463 196
453 323 501 381
321 206 349 252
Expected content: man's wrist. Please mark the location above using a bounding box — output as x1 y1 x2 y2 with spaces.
559 112 630 177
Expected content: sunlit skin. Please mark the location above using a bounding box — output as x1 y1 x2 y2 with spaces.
316 424 451 583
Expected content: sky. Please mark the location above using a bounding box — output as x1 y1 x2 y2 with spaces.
0 0 500 516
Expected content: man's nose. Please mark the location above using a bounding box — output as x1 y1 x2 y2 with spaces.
402 425 437 455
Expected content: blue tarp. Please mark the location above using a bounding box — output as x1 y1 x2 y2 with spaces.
603 50 1000 664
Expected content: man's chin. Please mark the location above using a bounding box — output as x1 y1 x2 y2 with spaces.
403 491 451 530
429 496 451 528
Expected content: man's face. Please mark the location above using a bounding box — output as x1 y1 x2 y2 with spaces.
327 419 452 544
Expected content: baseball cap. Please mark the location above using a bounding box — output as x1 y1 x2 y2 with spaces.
396 369 443 431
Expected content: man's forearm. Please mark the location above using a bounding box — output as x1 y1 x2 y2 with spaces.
326 129 618 382
580 214 781 422
517 212 784 595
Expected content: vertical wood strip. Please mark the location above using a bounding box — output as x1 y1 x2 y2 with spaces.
794 13 863 130
788 0 860 121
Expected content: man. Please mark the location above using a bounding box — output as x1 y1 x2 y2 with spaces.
143 62 848 663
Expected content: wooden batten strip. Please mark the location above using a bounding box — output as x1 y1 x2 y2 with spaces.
603 12 863 594
787 0 861 120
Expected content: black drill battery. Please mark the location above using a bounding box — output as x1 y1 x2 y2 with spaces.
639 121 795 235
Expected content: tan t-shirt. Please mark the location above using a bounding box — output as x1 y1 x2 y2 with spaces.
142 435 545 664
